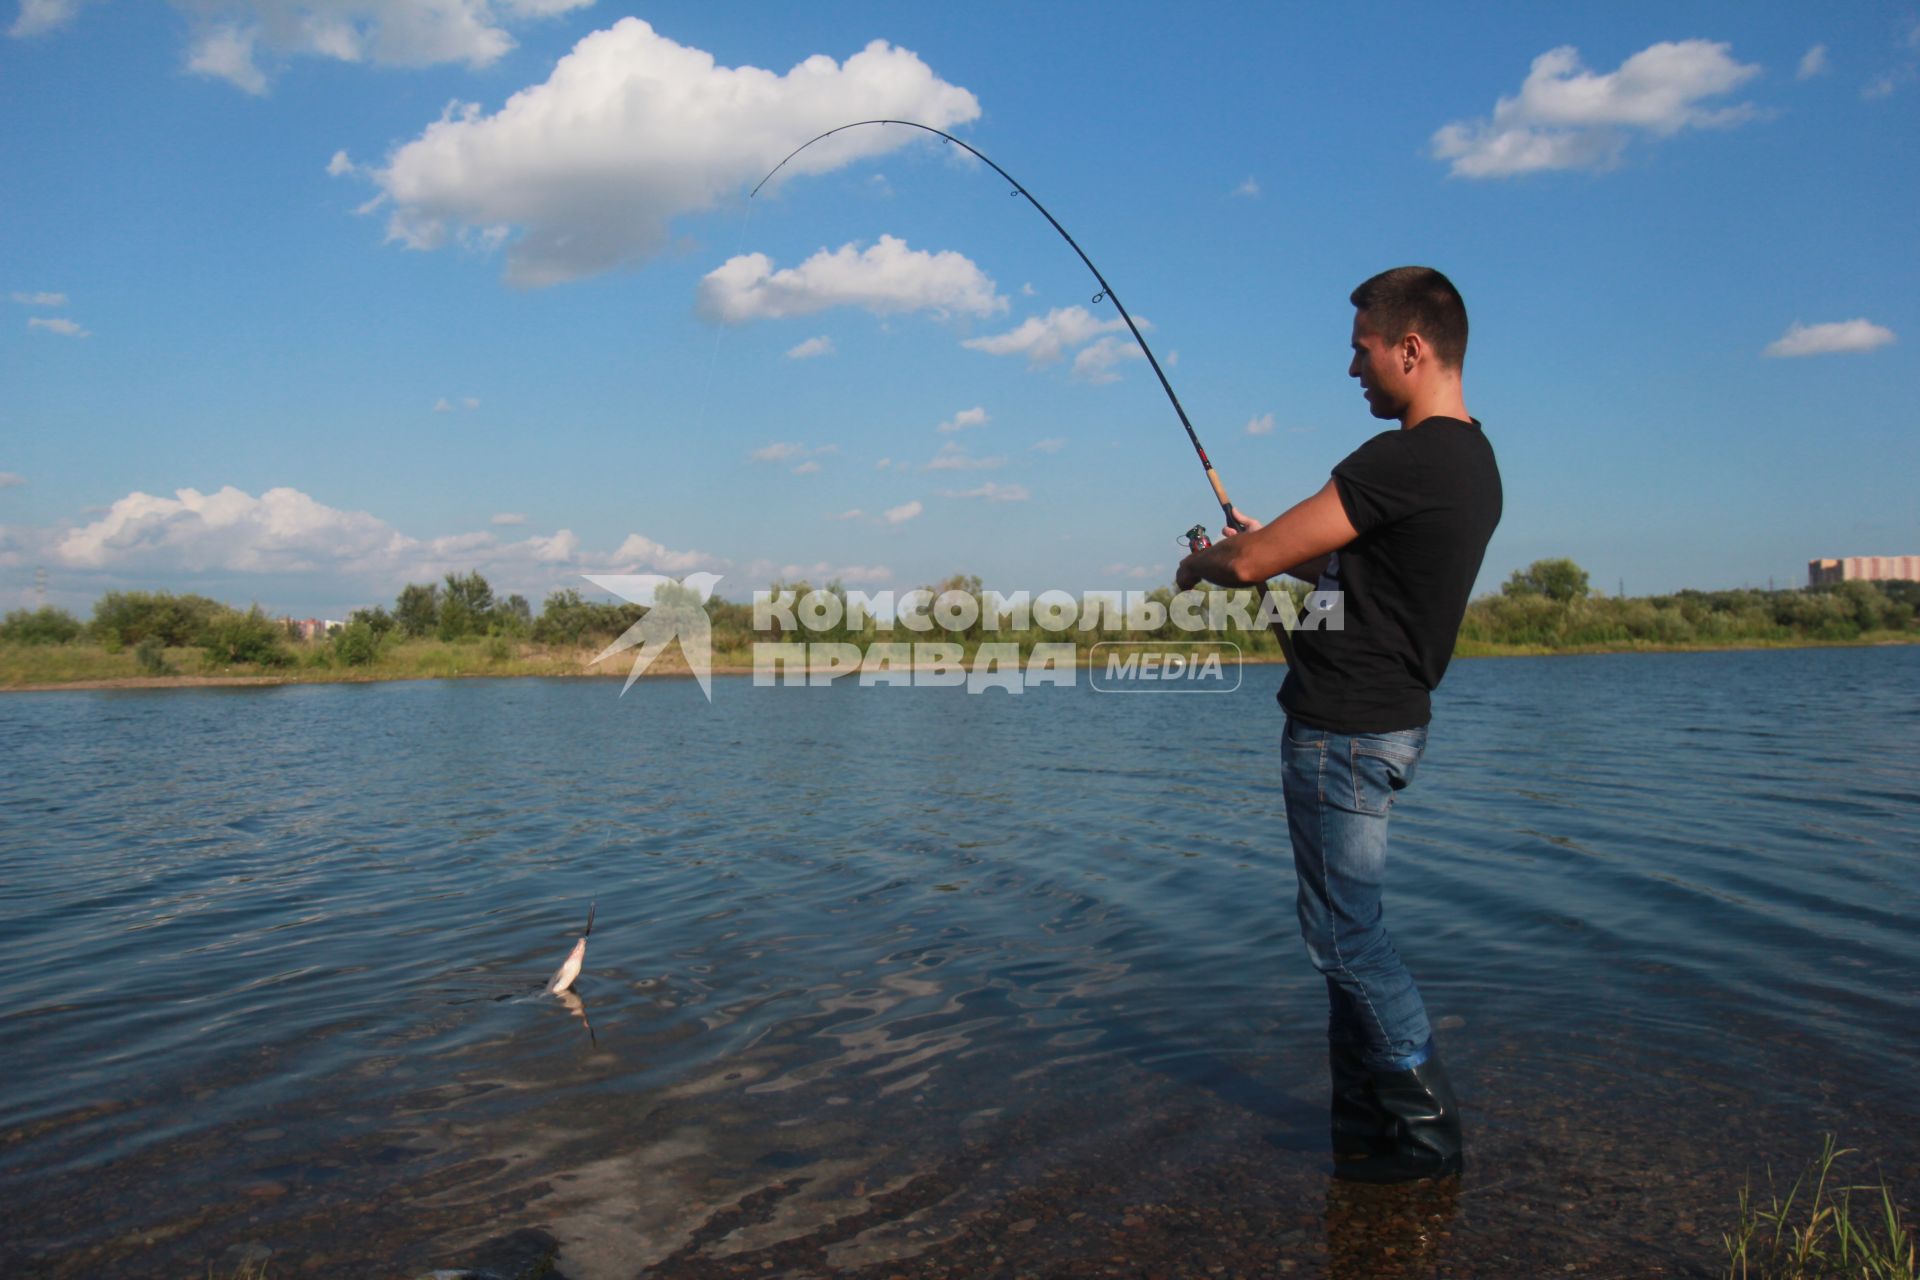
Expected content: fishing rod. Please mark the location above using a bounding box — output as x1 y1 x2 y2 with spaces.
752 119 1247 554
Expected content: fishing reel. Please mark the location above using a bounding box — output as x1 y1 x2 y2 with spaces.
1179 523 1212 553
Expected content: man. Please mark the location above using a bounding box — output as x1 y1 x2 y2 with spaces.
1175 266 1501 1182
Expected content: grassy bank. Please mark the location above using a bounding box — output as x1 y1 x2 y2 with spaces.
1452 631 1920 659
0 637 713 690
5 629 1918 690
5 565 1916 690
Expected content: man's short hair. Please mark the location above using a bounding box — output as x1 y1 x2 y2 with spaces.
1350 267 1468 369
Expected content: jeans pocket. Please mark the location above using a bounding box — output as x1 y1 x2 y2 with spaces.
1345 735 1423 816
1281 717 1326 802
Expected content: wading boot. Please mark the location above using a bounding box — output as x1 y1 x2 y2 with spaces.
1332 1050 1463 1184
1330 1039 1389 1161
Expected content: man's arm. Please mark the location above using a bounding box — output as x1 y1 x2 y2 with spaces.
1175 479 1357 591
1281 550 1334 583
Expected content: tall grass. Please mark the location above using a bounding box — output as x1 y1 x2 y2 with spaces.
1724 1136 1915 1279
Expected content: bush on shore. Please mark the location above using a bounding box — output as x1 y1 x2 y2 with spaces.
0 606 84 644
90 590 228 649
133 636 170 675
9 560 1917 687
330 618 382 667
1462 563 1916 650
202 607 292 668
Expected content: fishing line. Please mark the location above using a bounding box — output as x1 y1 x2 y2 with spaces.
754 119 1293 661
753 119 1251 535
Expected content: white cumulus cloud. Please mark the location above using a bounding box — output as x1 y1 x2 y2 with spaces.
28 315 89 337
924 442 1003 472
962 305 1138 367
1232 175 1260 198
187 22 267 94
1432 40 1764 178
883 500 923 524
9 0 85 38
54 485 400 572
1030 437 1065 454
1797 44 1830 80
941 482 1028 502
369 20 979 286
0 472 25 490
1070 334 1145 383
937 406 988 433
698 236 1003 324
786 335 835 360
608 532 716 573
1245 412 1275 436
750 441 837 464
1763 319 1895 358
153 1 597 94
1861 21 1920 98
751 558 891 585
10 290 68 306
33 484 721 588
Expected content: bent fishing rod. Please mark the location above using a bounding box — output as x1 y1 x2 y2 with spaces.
753 119 1245 555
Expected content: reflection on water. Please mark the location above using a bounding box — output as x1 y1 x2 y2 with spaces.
1 646 1916 1277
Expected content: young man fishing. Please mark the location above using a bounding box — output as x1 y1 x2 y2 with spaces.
1175 266 1502 1182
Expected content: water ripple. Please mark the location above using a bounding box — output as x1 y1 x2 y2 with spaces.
1 648 1916 1275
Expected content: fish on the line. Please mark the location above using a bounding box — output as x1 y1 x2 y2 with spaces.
544 901 594 995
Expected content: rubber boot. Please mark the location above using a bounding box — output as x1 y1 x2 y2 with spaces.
1332 1051 1463 1184
1329 1039 1388 1161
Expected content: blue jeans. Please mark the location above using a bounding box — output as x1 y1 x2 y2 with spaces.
1281 717 1434 1073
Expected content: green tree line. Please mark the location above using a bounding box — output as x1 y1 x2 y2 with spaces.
2 591 294 671
1461 557 1919 648
4 560 1916 670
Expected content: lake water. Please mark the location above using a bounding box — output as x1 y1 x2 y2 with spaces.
2 646 1917 1278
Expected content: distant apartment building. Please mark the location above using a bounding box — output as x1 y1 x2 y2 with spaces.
286 618 343 641
1808 555 1920 587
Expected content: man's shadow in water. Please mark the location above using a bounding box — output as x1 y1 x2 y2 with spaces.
1100 1015 1467 1276
1090 1017 1325 1152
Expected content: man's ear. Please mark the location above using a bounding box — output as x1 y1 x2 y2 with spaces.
1399 331 1425 373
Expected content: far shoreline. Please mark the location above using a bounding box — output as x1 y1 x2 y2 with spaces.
6 634 1915 694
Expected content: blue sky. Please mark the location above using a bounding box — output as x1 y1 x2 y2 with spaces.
2 1 1915 617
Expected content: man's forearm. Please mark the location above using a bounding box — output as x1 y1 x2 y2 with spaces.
1282 554 1331 583
1181 538 1265 588
1175 480 1358 592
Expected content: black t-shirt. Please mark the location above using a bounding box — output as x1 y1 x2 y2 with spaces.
1278 416 1502 732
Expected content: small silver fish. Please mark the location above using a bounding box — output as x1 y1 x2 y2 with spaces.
544 902 594 995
